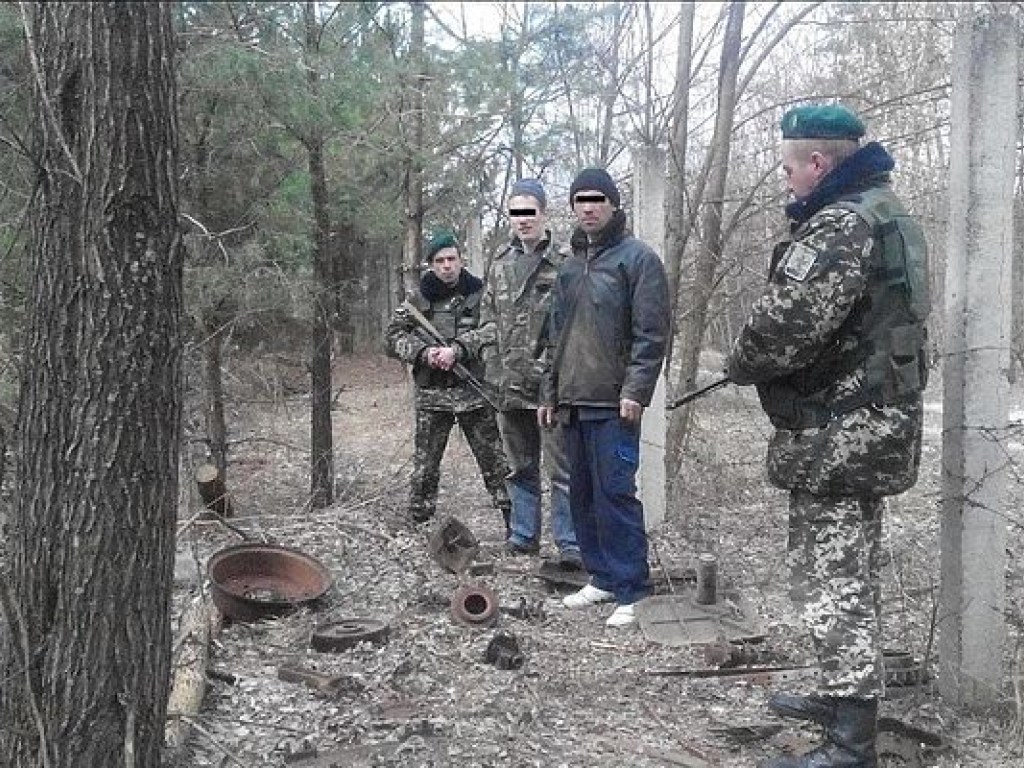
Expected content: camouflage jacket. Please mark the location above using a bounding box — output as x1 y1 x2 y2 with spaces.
726 172 927 497
384 270 489 413
459 231 566 410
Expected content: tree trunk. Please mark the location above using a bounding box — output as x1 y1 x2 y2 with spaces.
664 0 696 369
305 1 335 509
1 4 182 766
400 0 426 301
203 319 228 475
667 1 744 482
196 463 233 518
597 2 624 166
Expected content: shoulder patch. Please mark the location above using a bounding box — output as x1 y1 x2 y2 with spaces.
782 242 820 282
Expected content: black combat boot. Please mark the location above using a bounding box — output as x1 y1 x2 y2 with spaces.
767 692 837 726
760 697 877 768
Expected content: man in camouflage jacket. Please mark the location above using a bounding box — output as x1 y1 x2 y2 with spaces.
460 179 580 563
385 231 511 528
726 105 930 768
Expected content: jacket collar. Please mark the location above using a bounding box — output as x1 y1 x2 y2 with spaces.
570 209 628 256
510 229 552 256
420 269 483 302
786 141 895 225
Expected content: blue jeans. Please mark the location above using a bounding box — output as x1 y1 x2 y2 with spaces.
499 409 578 555
564 414 650 605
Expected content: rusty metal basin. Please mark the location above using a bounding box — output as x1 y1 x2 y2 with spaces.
207 543 333 622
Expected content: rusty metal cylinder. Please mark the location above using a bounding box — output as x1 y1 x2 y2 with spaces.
695 553 718 605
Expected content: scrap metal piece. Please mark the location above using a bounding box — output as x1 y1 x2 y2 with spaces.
483 631 524 670
883 649 926 687
536 557 591 589
207 543 333 622
645 664 814 680
428 517 480 574
695 554 718 605
467 561 495 577
878 716 947 767
311 618 390 652
450 584 498 628
710 723 784 744
636 592 762 647
500 596 546 622
278 664 365 695
703 637 776 668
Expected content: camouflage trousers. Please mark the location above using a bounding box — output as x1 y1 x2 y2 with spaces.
409 406 511 524
787 490 885 698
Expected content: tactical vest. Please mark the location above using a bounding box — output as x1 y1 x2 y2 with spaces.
411 289 485 389
760 185 931 429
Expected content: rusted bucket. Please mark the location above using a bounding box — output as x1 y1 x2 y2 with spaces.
207 543 333 622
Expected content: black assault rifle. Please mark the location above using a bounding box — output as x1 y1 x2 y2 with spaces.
666 376 731 410
401 300 500 411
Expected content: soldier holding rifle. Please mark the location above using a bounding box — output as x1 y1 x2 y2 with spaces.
385 231 512 530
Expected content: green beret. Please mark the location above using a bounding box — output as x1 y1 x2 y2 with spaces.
425 230 459 260
781 104 865 140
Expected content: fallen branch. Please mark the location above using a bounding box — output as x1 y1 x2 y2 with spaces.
164 590 222 760
181 717 248 768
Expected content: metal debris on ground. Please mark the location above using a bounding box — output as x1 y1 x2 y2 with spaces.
635 589 762 647
536 557 591 589
310 617 390 652
449 583 499 627
710 723 785 744
703 637 778 668
500 595 546 622
207 542 333 622
877 716 948 766
427 516 480 574
277 665 365 696
483 631 524 670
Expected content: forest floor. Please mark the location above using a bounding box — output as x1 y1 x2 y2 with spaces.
175 349 1024 768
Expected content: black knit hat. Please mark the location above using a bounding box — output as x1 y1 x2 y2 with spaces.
569 168 620 208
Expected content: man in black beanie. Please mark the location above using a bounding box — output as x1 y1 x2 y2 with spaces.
539 168 670 628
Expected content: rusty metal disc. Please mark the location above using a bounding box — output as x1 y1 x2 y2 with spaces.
207 543 333 623
311 618 390 652
450 584 499 628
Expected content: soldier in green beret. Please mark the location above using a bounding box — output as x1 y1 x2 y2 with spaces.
385 231 512 530
726 104 930 767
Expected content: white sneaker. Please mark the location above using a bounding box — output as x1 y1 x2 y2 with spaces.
605 603 636 627
562 583 615 608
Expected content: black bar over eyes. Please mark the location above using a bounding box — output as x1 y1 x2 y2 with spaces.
574 194 606 203
508 208 537 217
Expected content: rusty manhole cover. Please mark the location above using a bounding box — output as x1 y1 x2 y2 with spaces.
635 591 762 646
